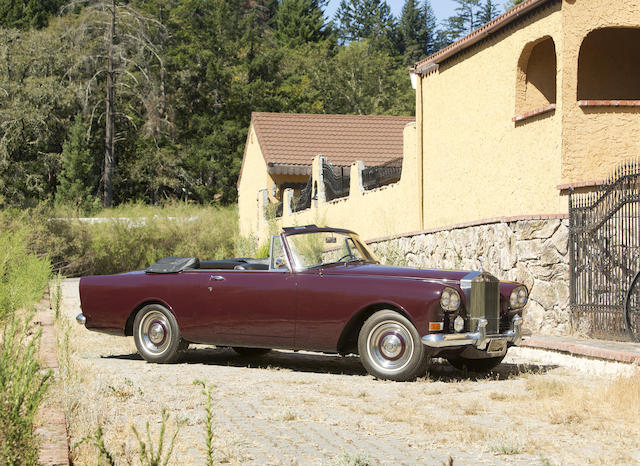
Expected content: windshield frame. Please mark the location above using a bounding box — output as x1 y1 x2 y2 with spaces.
282 228 379 271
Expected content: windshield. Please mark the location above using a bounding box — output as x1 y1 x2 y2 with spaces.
286 231 379 269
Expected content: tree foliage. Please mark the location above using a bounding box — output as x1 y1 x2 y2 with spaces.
399 0 438 65
56 114 98 209
1 0 468 209
335 0 396 48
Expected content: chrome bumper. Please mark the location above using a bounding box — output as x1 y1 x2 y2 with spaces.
421 315 522 350
76 313 87 325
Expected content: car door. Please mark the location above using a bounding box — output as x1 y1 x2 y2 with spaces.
210 268 296 348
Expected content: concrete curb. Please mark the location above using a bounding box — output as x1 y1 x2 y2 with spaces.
521 337 640 365
35 295 70 466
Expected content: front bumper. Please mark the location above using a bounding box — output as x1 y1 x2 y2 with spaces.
421 315 522 352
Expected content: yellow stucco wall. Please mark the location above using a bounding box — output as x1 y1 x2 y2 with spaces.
561 0 640 183
241 1 640 244
266 124 420 242
238 126 271 238
419 4 564 229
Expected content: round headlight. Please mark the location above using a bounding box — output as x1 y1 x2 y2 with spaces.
510 286 528 308
440 287 461 311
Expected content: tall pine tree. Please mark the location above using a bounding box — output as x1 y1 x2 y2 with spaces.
399 0 437 65
335 0 395 48
275 0 328 48
478 0 501 24
56 114 98 209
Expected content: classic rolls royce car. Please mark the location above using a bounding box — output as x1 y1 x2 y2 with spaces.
77 225 527 381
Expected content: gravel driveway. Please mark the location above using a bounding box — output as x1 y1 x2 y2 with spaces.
57 279 640 465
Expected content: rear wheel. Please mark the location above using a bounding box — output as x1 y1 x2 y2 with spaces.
133 304 183 363
232 347 272 357
358 310 428 381
446 355 505 373
625 271 640 343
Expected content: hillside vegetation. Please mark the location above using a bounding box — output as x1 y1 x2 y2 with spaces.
0 203 246 277
0 0 520 210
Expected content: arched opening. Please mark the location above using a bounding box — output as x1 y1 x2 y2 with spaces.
515 36 557 117
578 28 640 101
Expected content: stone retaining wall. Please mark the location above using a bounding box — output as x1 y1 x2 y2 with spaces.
368 217 571 335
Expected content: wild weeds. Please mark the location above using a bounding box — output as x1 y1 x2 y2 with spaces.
0 227 51 463
194 380 215 466
131 409 184 466
74 425 116 466
0 313 52 464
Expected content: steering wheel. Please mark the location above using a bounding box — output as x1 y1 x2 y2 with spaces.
337 253 356 262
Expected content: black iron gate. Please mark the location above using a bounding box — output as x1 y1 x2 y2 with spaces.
569 160 640 340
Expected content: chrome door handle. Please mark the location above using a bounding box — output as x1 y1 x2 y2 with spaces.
209 275 225 281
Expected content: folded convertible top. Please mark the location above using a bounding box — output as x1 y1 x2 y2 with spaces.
146 257 199 274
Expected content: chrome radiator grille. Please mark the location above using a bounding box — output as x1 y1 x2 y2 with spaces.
469 272 500 334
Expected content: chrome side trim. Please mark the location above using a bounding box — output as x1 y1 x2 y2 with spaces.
460 270 481 305
76 313 87 325
421 315 523 350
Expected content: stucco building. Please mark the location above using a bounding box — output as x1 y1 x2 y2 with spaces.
236 0 640 336
412 0 640 229
237 113 414 238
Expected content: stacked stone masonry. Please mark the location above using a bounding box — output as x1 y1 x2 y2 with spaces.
369 218 570 335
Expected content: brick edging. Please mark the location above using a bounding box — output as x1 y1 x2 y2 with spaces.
521 338 640 364
35 295 70 466
366 213 568 244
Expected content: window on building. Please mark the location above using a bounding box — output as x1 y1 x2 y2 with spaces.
514 36 557 121
578 28 640 102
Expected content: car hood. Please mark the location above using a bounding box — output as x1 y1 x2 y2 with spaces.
317 263 474 283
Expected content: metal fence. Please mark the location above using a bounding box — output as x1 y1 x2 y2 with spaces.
569 160 640 340
291 177 313 213
362 157 402 191
323 160 350 201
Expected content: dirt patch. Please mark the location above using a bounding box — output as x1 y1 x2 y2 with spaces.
58 279 640 465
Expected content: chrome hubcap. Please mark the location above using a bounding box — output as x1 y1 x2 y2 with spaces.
381 334 402 359
148 322 165 345
367 320 414 372
139 311 171 355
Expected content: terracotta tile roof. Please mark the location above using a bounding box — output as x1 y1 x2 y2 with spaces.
251 112 415 168
414 0 554 73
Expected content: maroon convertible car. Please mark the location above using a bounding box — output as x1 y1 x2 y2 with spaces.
77 225 527 381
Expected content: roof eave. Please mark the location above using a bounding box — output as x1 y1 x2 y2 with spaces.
414 0 553 75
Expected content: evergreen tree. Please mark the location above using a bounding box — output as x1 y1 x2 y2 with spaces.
0 0 61 29
56 114 98 209
275 0 327 48
478 0 501 24
335 0 395 47
440 0 481 47
399 0 438 65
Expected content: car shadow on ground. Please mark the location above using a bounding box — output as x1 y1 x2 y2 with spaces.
105 347 558 381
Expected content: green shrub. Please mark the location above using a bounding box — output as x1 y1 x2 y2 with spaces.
1 202 242 276
0 227 52 463
0 314 52 464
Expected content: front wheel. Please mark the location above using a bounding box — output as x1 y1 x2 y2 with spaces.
133 304 183 363
446 355 505 373
358 310 428 381
625 271 640 343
